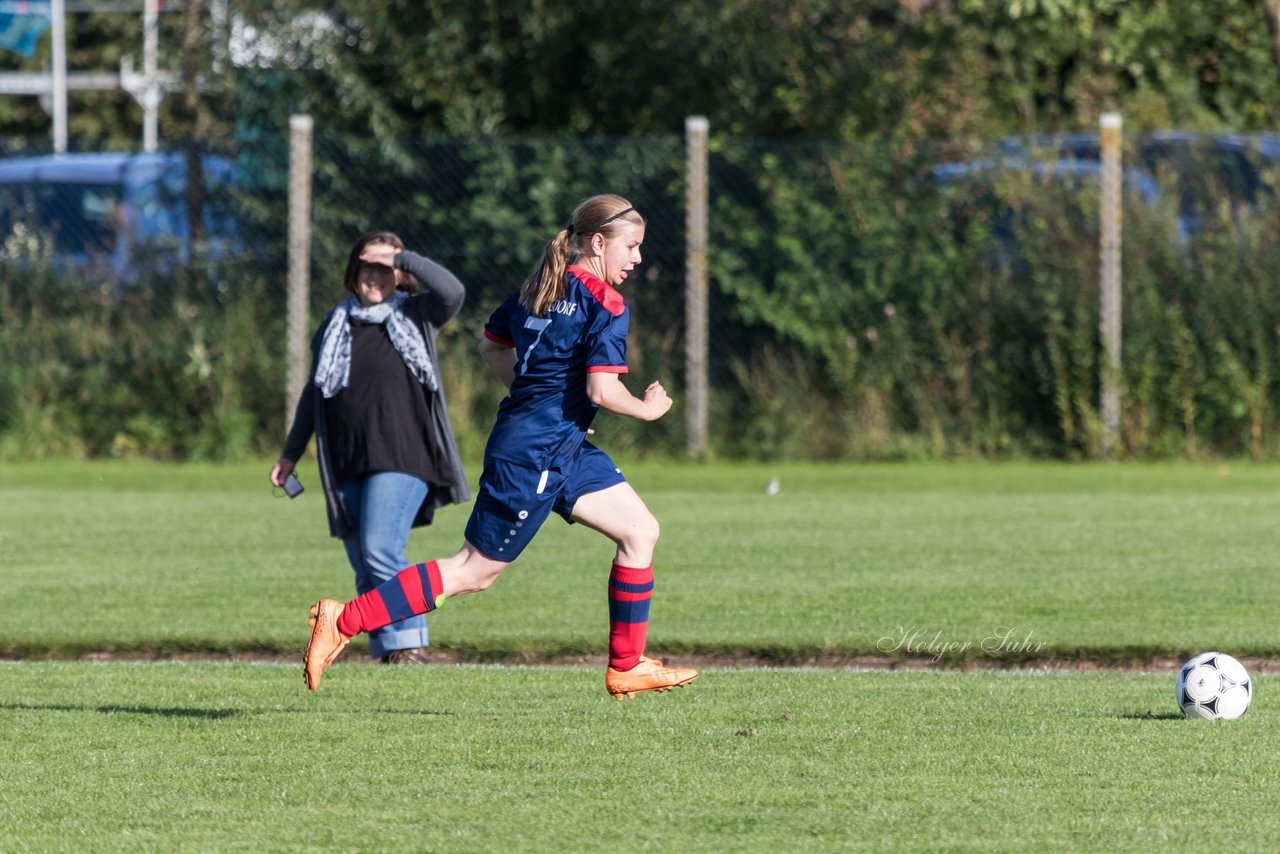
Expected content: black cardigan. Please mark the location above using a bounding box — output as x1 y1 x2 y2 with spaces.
280 250 470 539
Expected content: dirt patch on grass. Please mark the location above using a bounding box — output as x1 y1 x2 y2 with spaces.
33 649 1280 673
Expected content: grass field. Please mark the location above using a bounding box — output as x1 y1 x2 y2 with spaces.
1 663 1276 852
2 459 1280 663
1 459 1278 851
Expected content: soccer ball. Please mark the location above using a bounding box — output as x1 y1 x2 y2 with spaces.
1175 652 1252 720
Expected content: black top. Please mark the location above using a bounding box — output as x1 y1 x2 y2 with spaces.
280 249 470 539
324 320 443 485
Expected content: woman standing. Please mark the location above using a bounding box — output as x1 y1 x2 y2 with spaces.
272 231 469 665
302 195 697 699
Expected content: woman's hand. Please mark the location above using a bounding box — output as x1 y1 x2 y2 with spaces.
359 243 399 267
269 458 295 488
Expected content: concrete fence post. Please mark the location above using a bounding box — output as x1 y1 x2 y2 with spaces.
286 114 313 433
1099 111 1123 455
685 115 710 459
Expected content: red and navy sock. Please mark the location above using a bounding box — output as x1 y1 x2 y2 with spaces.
607 562 654 671
336 560 445 638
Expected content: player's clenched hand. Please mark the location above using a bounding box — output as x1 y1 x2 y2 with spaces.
641 381 673 421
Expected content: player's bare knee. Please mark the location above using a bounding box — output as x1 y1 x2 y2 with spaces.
625 512 660 553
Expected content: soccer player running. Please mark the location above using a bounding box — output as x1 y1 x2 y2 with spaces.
303 194 699 699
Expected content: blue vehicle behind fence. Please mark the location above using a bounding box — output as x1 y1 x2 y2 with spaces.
0 151 240 282
928 131 1280 257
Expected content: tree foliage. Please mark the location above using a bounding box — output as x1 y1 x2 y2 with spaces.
5 0 1280 150
225 0 1280 141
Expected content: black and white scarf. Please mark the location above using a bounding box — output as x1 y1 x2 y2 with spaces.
313 293 439 398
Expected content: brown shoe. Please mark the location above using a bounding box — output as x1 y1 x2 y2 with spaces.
381 647 430 665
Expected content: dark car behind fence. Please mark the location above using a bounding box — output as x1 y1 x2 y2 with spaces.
0 151 241 284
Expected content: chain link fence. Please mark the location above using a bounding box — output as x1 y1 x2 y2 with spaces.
3 126 1280 461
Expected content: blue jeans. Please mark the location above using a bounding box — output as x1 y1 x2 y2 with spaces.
339 472 430 658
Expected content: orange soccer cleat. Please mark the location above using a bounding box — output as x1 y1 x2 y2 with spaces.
304 599 351 691
605 656 699 700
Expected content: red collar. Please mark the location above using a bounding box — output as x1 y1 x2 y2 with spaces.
567 265 625 316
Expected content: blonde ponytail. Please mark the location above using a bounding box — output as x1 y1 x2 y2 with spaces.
519 228 572 317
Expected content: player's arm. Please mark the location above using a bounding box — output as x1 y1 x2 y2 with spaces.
586 373 672 421
479 336 517 388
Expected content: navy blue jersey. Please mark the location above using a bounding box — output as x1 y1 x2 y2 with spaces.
482 265 629 469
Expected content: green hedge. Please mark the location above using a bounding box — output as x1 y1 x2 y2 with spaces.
4 133 1280 462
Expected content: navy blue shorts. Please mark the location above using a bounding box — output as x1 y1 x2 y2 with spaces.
464 442 626 561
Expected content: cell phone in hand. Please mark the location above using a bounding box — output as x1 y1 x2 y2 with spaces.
283 472 304 498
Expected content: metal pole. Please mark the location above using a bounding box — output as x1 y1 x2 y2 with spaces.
51 0 67 153
684 116 710 459
1099 112 1123 454
286 115 314 433
143 0 158 152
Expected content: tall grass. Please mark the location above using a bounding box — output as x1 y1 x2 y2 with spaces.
0 265 277 460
